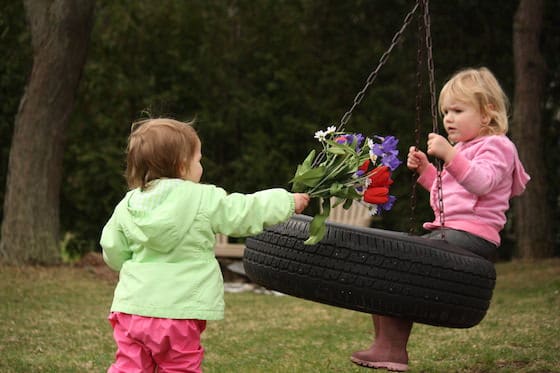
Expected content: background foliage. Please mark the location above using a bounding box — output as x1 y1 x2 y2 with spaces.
1 0 559 257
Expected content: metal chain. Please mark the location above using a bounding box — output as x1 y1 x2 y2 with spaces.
312 0 421 169
315 0 445 233
423 0 445 228
336 0 420 132
409 0 425 235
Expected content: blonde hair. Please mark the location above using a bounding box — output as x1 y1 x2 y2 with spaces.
439 67 509 136
125 118 199 190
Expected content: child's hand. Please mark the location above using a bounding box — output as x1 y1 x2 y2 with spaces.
427 133 456 164
407 146 429 174
293 193 310 214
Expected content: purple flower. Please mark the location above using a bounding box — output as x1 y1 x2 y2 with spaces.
335 136 347 144
381 153 402 171
372 135 401 171
375 135 399 152
380 195 396 211
354 133 365 152
336 134 364 152
370 195 397 215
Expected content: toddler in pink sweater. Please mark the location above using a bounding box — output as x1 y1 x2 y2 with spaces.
350 67 530 371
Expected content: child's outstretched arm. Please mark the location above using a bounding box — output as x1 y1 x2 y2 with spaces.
209 187 309 238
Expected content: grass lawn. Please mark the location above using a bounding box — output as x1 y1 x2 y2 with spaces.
0 258 558 372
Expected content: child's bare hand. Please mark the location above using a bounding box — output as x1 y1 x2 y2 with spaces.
293 193 310 214
407 146 429 174
427 133 456 163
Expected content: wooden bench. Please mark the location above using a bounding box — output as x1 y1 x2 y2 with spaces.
327 198 372 227
214 198 372 259
214 233 245 258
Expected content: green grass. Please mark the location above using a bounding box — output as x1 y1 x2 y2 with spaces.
1 259 559 372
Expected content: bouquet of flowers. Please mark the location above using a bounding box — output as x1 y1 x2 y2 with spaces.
291 126 402 244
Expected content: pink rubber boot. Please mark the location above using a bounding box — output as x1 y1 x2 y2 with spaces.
350 315 411 372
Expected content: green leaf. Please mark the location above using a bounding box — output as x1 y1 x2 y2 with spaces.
329 183 343 195
301 149 317 168
325 139 356 155
326 146 346 155
332 188 350 199
344 188 363 200
304 199 331 245
292 166 326 187
290 150 316 181
331 197 345 208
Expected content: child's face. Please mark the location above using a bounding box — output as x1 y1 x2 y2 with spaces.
441 97 489 143
182 140 203 183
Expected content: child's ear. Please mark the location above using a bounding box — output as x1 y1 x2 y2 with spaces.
177 162 187 179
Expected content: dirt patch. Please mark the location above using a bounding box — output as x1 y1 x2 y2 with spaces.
73 252 118 283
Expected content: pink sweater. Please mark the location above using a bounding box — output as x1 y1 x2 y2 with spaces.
417 135 530 245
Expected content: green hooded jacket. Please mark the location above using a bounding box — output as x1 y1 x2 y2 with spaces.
100 178 295 320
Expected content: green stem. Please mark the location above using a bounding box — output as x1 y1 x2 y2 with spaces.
308 155 352 194
308 174 371 197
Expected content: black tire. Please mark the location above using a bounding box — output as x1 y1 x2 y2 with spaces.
244 215 496 328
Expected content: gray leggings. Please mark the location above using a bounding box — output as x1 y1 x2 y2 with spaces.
422 228 497 260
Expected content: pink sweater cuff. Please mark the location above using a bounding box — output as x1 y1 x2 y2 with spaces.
444 152 470 182
417 164 437 190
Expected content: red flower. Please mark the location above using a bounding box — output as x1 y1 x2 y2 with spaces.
359 159 373 173
334 135 347 144
360 165 393 205
368 166 393 187
364 187 390 204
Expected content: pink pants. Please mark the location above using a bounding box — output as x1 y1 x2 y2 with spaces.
108 312 207 373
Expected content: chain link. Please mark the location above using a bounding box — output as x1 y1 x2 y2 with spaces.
409 0 425 235
323 0 446 232
423 0 445 229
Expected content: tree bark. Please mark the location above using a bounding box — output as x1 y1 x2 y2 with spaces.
512 0 554 258
0 0 95 265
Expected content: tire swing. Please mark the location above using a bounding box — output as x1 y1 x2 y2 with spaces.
243 0 496 329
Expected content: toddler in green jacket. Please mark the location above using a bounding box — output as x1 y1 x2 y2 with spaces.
101 118 309 373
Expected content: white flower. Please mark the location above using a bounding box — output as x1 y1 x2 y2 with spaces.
314 130 327 142
367 138 378 162
367 204 379 216
315 126 337 142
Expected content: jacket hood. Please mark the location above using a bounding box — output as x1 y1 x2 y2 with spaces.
118 179 201 253
463 135 530 197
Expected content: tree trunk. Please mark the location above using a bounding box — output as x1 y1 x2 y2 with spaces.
0 0 95 265
512 0 554 258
